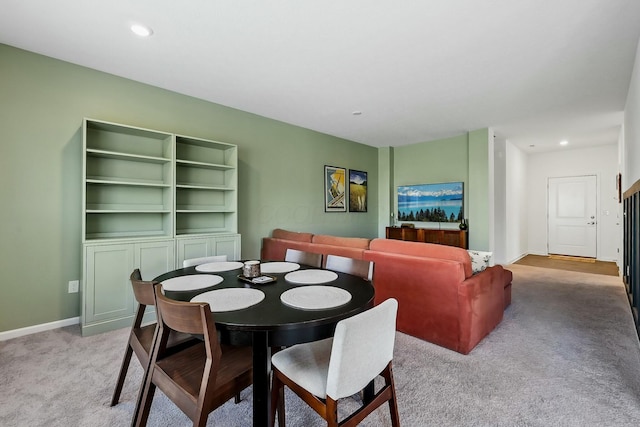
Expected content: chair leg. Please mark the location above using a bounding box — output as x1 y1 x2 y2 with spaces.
270 342 286 424
270 371 285 427
326 397 339 427
383 364 400 427
337 364 398 427
110 343 134 406
133 377 156 427
362 380 375 404
194 409 209 427
277 386 285 427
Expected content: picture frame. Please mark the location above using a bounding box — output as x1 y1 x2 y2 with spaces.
324 165 347 212
617 172 622 203
348 169 368 212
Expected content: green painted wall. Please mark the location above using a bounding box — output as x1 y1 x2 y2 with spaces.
393 133 470 217
468 128 491 250
391 131 491 250
0 44 378 332
377 147 394 236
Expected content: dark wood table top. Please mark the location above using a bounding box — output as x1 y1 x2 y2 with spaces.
154 261 375 346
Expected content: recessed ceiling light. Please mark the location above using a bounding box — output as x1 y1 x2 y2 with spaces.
560 140 569 146
131 23 153 37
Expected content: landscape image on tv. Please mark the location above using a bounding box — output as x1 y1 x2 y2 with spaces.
397 182 464 223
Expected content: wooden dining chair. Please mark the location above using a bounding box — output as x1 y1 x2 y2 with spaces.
134 284 254 427
270 298 400 427
182 254 228 268
325 254 374 281
284 248 323 267
110 269 198 406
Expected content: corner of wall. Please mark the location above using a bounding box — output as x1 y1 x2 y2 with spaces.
377 147 394 237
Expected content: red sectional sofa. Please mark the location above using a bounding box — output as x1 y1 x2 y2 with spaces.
261 228 512 355
260 228 371 262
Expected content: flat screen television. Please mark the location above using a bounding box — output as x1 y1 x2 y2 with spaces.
397 182 464 223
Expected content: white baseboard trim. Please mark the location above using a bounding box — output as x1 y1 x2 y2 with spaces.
507 253 528 265
0 317 80 341
527 250 547 257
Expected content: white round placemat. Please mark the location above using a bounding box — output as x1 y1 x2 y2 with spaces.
190 288 265 312
162 275 223 292
195 261 244 273
260 262 300 274
284 269 338 284
280 286 352 310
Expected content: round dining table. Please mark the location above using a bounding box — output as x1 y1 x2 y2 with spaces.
154 260 375 427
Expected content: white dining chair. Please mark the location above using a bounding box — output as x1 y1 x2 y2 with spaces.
182 255 228 268
284 248 322 267
325 254 374 281
270 298 400 426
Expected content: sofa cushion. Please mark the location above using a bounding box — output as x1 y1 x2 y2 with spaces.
272 228 313 243
467 250 493 274
369 238 473 278
261 238 315 262
307 243 367 262
312 234 371 249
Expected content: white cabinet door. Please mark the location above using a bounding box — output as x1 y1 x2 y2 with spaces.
82 239 174 336
83 243 135 326
134 240 175 322
176 237 212 267
176 234 241 266
135 240 175 280
212 235 241 261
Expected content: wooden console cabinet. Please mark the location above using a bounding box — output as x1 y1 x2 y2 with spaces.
386 227 468 249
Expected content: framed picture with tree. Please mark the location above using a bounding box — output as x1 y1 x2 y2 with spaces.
348 169 368 212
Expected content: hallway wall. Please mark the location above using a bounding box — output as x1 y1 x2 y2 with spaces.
527 145 620 261
503 141 528 264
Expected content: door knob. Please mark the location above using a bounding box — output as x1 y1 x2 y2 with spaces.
587 222 596 225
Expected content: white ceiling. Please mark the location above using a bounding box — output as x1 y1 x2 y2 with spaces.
2 0 639 152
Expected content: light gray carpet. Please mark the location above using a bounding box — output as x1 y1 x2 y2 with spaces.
2 264 640 426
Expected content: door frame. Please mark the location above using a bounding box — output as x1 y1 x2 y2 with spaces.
547 174 598 258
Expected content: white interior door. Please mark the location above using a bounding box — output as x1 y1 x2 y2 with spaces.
548 175 597 258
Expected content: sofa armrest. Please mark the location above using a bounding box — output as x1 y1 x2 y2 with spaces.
457 265 505 354
363 250 466 352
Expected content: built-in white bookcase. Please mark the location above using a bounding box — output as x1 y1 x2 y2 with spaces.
175 135 237 236
81 119 240 336
83 120 174 241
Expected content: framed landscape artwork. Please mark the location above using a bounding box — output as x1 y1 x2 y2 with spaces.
348 169 368 212
324 165 346 212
